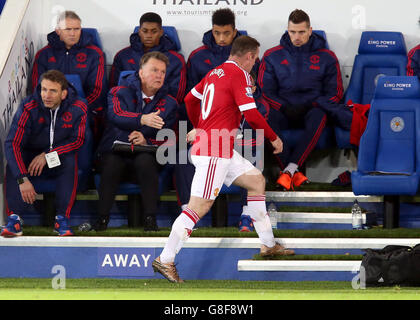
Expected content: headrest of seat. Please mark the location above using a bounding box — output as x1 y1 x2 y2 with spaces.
133 25 181 51
358 31 406 55
312 30 329 49
374 76 420 99
82 28 103 49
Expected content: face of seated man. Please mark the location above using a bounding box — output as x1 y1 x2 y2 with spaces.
139 22 164 51
287 21 312 47
56 17 82 50
212 24 237 47
139 57 167 96
40 79 68 110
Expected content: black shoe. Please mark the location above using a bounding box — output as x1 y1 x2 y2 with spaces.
92 216 109 231
144 215 159 231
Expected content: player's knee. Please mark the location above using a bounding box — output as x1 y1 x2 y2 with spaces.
248 173 265 194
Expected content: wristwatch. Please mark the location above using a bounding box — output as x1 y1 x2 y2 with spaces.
17 177 27 185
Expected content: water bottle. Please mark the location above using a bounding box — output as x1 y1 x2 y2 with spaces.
351 200 362 230
267 203 277 229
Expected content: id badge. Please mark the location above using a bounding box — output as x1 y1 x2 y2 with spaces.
45 151 61 169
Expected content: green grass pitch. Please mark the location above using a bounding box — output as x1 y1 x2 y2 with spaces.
1 279 420 300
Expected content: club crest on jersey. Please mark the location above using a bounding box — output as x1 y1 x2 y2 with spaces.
214 188 220 197
245 86 253 98
209 68 225 78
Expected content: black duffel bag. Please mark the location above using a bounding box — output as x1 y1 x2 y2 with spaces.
361 244 420 287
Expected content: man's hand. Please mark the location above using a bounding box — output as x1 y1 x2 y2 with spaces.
271 136 283 154
19 179 37 204
140 109 165 129
28 152 47 176
186 128 197 144
128 131 147 145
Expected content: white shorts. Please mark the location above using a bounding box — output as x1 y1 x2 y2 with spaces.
190 150 256 200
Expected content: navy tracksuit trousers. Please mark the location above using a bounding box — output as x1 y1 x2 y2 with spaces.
5 152 78 218
268 106 327 170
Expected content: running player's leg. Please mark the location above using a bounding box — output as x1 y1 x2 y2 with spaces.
227 151 294 255
158 156 229 265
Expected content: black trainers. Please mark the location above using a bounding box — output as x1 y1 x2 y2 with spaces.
92 216 109 231
144 215 159 231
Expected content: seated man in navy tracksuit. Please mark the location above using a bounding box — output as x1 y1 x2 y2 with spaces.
109 12 186 105
186 8 258 94
94 52 178 232
2 70 87 237
259 9 344 190
407 44 420 79
31 11 107 144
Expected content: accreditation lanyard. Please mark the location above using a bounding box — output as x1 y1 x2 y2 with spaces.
49 106 60 151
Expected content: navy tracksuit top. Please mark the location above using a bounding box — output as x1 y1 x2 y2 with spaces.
186 30 259 93
258 32 343 112
5 85 87 180
31 30 107 117
407 44 420 78
97 72 178 155
109 33 186 104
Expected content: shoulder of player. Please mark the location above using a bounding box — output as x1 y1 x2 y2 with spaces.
34 45 52 60
187 45 209 61
168 50 186 65
161 94 178 106
70 99 88 115
262 45 285 59
85 44 105 57
113 46 133 61
408 44 420 58
108 85 134 101
225 62 252 83
316 48 340 62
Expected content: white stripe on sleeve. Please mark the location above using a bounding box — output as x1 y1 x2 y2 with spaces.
239 102 257 112
191 87 203 100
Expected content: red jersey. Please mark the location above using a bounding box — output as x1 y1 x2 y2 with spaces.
189 61 257 158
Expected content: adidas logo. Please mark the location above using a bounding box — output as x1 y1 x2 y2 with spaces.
378 277 384 283
48 56 57 63
281 59 289 65
127 58 135 64
204 59 211 65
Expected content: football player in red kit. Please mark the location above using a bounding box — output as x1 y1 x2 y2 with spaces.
152 36 294 283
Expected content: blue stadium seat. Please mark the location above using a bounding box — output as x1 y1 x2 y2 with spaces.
335 31 408 149
280 30 335 150
82 28 103 50
133 26 181 52
313 30 328 48
352 76 420 196
65 74 85 99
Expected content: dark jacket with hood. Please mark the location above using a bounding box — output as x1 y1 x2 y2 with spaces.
186 30 259 93
98 72 178 155
5 84 87 180
109 33 186 104
31 30 107 118
258 31 343 116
